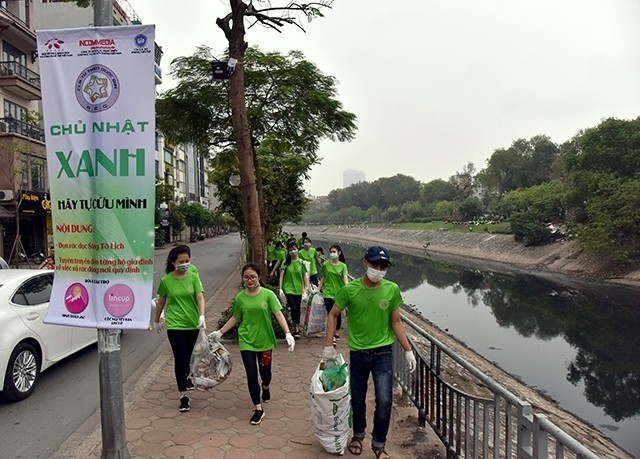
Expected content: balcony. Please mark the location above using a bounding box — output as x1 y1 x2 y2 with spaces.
0 61 41 100
0 117 45 143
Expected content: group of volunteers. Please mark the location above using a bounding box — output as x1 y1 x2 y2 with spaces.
152 233 416 459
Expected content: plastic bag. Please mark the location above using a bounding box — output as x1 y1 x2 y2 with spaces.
320 362 348 392
309 353 351 455
303 293 327 336
189 329 232 390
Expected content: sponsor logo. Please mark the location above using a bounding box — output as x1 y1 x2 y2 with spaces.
39 37 73 59
134 33 148 48
379 298 390 310
75 64 120 112
45 38 65 50
79 38 116 48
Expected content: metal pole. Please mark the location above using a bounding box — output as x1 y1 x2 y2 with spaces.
93 4 130 459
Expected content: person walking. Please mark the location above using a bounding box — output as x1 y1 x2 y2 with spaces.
212 263 295 425
324 246 417 459
317 244 349 344
298 236 322 287
278 241 308 338
153 245 206 413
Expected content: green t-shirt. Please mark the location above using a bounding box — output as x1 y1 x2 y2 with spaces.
266 244 276 262
321 261 348 299
282 259 306 295
274 248 286 264
334 277 403 351
232 287 282 351
157 271 204 330
298 247 318 275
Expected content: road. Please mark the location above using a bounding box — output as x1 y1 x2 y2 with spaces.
0 234 242 459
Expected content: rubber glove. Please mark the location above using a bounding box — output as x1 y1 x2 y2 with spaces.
278 289 285 300
323 346 337 360
285 332 295 352
197 314 206 329
210 330 223 341
154 321 163 334
405 350 417 373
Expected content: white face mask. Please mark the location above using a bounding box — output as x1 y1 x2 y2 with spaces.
175 262 190 272
328 252 339 260
303 242 312 248
289 250 298 256
365 267 386 283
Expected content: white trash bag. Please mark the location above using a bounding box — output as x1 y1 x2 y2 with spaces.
303 293 327 336
309 354 352 455
189 329 232 390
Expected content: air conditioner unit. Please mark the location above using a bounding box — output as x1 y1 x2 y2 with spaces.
0 190 14 201
0 121 8 133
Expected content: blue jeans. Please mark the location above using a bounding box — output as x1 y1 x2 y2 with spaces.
349 345 394 449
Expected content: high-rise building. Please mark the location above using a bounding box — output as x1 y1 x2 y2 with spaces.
343 169 366 188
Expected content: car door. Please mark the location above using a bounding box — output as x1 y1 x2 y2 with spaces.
11 272 71 361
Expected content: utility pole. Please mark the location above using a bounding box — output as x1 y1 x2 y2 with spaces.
93 4 131 459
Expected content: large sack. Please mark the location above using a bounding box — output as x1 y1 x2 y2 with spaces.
303 293 327 336
309 354 352 455
189 329 232 390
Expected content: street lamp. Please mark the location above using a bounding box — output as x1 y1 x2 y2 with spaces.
229 174 241 187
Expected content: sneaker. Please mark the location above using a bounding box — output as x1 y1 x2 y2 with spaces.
262 386 271 403
250 409 265 425
179 395 190 412
293 330 301 339
185 378 195 391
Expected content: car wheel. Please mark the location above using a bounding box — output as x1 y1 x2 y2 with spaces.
2 342 40 401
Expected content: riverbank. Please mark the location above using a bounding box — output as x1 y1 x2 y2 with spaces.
291 225 640 287
286 224 636 458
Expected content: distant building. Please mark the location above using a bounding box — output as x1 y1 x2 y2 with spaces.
343 169 365 188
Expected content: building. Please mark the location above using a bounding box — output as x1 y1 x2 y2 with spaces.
0 1 48 262
343 169 366 188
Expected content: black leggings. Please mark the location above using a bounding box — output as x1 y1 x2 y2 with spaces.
167 329 200 392
285 293 302 324
241 350 273 405
325 297 342 331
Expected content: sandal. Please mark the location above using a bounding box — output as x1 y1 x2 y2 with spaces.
348 436 363 455
372 447 391 459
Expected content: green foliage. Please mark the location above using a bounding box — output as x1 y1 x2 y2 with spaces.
154 227 165 247
510 211 552 246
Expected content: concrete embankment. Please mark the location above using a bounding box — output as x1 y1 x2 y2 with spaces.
286 225 636 459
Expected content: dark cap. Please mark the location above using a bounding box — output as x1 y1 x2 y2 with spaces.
364 245 391 265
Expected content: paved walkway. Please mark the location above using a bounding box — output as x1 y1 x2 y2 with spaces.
54 270 444 458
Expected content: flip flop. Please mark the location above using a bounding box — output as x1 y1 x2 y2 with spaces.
348 436 363 455
373 447 392 459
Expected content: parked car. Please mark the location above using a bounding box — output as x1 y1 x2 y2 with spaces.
0 270 97 401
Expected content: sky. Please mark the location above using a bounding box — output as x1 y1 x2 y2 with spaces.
128 0 640 197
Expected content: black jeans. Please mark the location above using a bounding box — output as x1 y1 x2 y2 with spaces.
167 329 200 392
324 297 342 331
241 350 273 405
285 293 302 324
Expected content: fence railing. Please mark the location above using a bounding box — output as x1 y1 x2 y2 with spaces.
394 314 602 459
0 61 41 88
0 117 45 142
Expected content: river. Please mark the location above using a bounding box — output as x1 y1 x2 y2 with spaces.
315 239 640 457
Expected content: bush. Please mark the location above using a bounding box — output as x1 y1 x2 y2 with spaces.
510 211 551 246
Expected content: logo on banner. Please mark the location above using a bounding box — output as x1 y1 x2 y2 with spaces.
64 283 89 314
132 33 151 55
40 38 73 59
75 64 120 112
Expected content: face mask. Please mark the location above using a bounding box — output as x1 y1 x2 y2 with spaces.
366 267 387 283
289 250 298 256
175 262 190 272
303 242 311 248
328 252 339 260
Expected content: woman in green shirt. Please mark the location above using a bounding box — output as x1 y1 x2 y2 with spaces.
318 244 349 343
298 236 322 286
213 263 295 425
278 241 308 338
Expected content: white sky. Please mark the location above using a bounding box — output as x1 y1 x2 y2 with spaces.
129 0 640 197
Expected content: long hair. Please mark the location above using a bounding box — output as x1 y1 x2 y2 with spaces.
165 245 190 274
242 262 266 287
284 241 298 267
330 244 346 263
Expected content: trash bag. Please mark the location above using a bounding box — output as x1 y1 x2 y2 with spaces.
320 361 348 392
303 293 327 336
309 354 351 455
189 329 232 390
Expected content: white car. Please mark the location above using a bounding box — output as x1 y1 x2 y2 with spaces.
0 270 97 401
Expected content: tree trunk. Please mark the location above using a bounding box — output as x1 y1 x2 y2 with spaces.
227 3 265 270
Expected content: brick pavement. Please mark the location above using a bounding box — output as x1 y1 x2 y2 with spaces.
53 269 443 458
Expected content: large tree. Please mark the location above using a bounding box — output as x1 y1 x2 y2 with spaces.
157 41 355 266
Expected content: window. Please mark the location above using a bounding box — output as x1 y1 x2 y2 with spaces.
2 41 26 67
4 100 27 122
12 274 53 306
20 155 46 191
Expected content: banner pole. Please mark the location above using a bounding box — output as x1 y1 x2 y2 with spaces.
93 3 130 459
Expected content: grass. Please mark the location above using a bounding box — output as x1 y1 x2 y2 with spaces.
367 221 512 234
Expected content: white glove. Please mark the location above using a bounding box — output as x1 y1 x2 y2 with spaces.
405 350 417 373
210 330 223 341
301 291 308 302
154 321 163 334
311 285 319 294
285 332 295 352
197 314 206 329
278 289 285 300
323 346 337 360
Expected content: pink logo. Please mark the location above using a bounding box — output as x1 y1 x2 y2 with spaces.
64 283 89 314
103 284 135 317
45 38 65 50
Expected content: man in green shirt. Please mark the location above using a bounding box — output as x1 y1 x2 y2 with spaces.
325 246 416 459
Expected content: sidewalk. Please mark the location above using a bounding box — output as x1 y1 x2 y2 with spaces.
53 270 445 459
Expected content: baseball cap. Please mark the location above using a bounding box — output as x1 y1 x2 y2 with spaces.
364 246 391 265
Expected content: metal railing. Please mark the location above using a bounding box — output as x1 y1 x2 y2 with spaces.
394 314 602 459
0 117 45 142
0 60 41 88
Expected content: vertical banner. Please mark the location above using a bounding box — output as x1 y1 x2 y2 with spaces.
37 25 156 329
